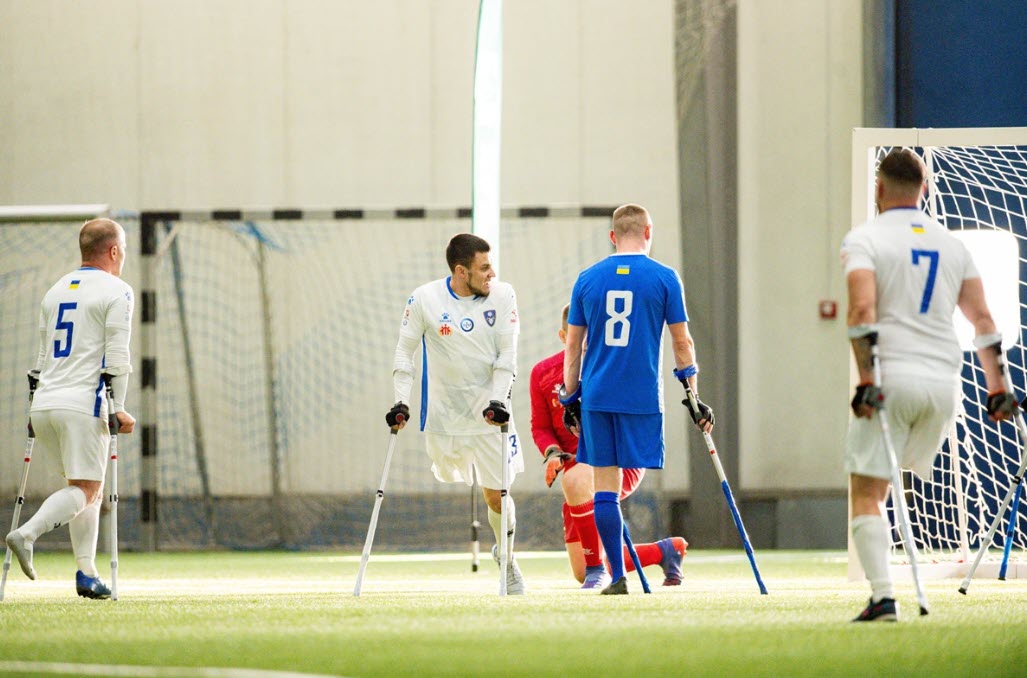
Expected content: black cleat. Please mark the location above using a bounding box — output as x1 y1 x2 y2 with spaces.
600 576 628 595
76 570 111 600
852 596 898 622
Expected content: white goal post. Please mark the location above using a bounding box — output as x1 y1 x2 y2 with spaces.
849 127 1027 581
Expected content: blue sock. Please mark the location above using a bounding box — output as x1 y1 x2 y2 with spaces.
593 491 624 582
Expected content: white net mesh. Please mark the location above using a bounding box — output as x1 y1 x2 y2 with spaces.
863 141 1027 574
2 212 675 551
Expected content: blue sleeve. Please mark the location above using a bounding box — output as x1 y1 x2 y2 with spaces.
665 269 688 324
567 275 587 327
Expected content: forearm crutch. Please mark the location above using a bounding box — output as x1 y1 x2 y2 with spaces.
471 482 481 572
1 372 39 602
683 382 768 595
960 348 1027 594
622 522 651 593
101 374 120 601
499 423 510 596
868 339 928 615
354 426 402 597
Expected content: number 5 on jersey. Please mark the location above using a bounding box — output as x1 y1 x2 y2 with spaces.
605 290 633 346
54 301 77 357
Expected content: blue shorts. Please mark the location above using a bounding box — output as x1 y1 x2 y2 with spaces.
577 410 665 469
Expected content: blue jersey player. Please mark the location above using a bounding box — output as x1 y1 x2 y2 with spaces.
560 203 714 594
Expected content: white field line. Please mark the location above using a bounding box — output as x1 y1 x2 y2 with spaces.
0 661 348 678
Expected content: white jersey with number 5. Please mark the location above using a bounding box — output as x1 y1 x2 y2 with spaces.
31 267 134 418
399 277 518 435
840 207 979 381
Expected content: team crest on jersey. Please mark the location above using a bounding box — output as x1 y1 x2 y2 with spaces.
460 317 474 332
484 309 496 326
439 324 452 336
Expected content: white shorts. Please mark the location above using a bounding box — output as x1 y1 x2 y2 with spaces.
845 377 957 480
30 409 109 482
424 427 524 490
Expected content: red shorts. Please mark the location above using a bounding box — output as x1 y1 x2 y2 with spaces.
562 467 645 544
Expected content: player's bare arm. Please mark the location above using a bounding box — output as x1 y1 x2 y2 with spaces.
958 276 1016 420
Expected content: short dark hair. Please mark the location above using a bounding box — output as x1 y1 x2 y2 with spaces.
446 233 491 272
878 149 925 190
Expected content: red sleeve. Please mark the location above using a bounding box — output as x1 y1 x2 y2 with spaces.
530 361 561 457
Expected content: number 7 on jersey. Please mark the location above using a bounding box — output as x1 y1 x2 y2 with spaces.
911 249 939 313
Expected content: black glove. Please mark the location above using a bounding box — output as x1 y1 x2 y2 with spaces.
386 402 410 428
683 394 715 428
850 383 883 417
562 400 582 435
987 391 1017 421
483 400 510 425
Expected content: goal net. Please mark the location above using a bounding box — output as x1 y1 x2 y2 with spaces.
1 207 670 551
850 128 1027 579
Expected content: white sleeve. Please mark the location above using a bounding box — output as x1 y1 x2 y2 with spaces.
104 288 133 375
104 289 134 413
393 292 424 404
34 307 46 372
490 331 517 402
393 333 420 404
841 229 875 274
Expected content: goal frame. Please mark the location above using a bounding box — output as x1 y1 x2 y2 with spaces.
848 127 1027 581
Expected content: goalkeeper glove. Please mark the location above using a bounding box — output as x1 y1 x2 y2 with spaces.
543 447 574 488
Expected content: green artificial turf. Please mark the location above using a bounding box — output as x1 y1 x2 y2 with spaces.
1 550 1025 677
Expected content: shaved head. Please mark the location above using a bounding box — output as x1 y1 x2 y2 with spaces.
79 218 124 260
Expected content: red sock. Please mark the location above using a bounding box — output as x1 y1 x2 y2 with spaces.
623 542 662 572
568 500 604 568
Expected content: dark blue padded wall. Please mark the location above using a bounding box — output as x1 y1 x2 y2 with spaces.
896 1 1027 127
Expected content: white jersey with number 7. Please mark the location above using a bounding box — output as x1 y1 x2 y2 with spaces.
841 207 979 381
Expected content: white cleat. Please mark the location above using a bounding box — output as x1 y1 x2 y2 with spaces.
5 531 36 580
492 544 526 595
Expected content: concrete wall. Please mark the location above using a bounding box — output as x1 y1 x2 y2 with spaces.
0 1 688 501
737 0 862 493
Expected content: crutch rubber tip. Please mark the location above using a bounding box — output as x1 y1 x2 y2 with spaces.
919 606 929 616
958 587 968 595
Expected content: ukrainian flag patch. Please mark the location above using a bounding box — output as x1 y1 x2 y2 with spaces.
616 266 630 275
911 223 924 234
69 279 80 289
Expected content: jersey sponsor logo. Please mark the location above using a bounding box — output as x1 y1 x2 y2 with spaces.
509 308 518 324
484 309 496 326
440 312 453 323
459 317 474 332
616 265 630 275
439 323 452 336
69 279 80 289
407 295 414 305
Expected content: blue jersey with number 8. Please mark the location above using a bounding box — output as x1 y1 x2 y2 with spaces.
568 253 687 414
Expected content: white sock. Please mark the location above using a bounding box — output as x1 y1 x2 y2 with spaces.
18 485 88 543
70 496 101 576
487 498 517 559
852 514 894 601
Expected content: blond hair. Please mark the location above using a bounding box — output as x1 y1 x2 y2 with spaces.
612 204 650 238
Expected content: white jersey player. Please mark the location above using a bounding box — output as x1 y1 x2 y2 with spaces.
386 233 526 593
841 149 1013 622
5 218 136 600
